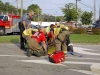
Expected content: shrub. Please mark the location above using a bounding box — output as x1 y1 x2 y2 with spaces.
73 28 87 34
92 28 100 35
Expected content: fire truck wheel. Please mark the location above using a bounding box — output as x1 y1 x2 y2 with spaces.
0 27 5 36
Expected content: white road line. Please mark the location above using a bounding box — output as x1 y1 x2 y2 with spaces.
16 59 100 66
74 47 100 56
67 57 100 61
63 61 100 65
0 55 27 57
16 60 66 66
16 59 100 74
91 64 100 75
68 69 99 75
0 54 100 61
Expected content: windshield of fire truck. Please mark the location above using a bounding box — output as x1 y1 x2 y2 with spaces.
0 16 4 20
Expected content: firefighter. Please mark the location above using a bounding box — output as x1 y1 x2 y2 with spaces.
46 23 61 48
60 23 71 45
19 10 34 49
60 23 69 30
55 28 71 56
54 23 61 38
30 27 47 56
47 24 55 46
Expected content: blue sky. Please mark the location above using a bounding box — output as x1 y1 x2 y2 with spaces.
2 0 100 20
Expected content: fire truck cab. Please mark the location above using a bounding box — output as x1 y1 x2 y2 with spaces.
0 14 21 35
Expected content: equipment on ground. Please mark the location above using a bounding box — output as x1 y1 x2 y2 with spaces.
49 51 65 64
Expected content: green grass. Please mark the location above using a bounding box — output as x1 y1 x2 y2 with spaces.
0 34 100 44
0 35 20 43
70 34 100 44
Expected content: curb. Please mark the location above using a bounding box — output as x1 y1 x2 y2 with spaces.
72 43 100 45
90 64 100 74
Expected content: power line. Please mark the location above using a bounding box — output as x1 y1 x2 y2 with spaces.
75 0 94 9
11 0 16 4
24 0 33 2
78 1 99 13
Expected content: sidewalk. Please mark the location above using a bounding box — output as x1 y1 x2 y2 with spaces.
91 64 100 75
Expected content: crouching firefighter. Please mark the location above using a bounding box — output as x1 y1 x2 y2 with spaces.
55 28 71 56
22 27 47 57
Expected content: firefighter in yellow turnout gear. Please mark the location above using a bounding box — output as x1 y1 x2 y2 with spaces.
54 23 69 38
54 24 70 55
47 23 70 55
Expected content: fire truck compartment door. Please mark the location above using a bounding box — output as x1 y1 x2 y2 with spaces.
11 18 20 32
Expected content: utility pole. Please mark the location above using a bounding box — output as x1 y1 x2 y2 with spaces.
76 0 77 24
40 9 42 26
55 11 57 23
7 6 8 15
76 0 81 26
21 0 23 17
16 0 18 15
38 8 40 25
99 4 100 26
76 0 78 14
94 0 96 23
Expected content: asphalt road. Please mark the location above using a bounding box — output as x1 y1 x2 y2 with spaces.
0 44 100 75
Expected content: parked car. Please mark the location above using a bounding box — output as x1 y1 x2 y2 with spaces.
43 26 48 28
87 26 94 32
31 25 39 29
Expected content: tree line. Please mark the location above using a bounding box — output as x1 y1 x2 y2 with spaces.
0 0 93 24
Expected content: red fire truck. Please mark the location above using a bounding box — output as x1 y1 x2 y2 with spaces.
0 14 21 35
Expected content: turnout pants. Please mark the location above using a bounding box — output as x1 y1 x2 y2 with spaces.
55 30 71 54
55 39 67 54
24 35 43 52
